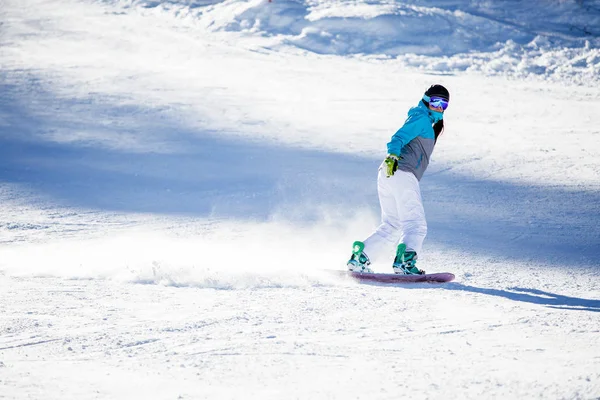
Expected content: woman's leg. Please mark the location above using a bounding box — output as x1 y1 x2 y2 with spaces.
393 171 427 254
362 166 403 262
363 169 427 262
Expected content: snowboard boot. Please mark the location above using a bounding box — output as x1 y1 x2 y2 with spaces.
392 243 425 275
347 241 373 273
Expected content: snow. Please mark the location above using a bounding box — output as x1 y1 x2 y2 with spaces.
1 0 599 398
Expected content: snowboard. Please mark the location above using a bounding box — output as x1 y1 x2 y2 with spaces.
333 270 455 284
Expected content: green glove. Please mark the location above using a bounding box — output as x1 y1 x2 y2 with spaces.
384 154 400 177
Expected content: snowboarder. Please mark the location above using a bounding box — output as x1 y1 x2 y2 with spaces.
347 84 450 275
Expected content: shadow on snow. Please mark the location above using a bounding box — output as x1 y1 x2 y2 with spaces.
359 281 600 312
446 283 600 312
0 76 379 221
1 73 599 267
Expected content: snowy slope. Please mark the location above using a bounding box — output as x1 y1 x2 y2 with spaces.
1 0 600 399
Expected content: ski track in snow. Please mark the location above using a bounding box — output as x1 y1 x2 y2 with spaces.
1 0 599 399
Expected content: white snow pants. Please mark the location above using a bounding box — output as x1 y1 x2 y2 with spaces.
362 166 427 262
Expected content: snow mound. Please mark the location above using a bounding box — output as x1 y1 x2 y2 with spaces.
106 0 600 84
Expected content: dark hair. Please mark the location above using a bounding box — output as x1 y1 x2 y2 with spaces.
433 120 444 142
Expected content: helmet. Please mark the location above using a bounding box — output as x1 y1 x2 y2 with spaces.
424 84 450 101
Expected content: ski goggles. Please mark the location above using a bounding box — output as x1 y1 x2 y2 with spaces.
428 96 449 111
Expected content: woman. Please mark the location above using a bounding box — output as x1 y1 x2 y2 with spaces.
347 84 450 275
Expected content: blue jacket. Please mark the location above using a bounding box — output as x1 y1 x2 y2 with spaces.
386 99 443 181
